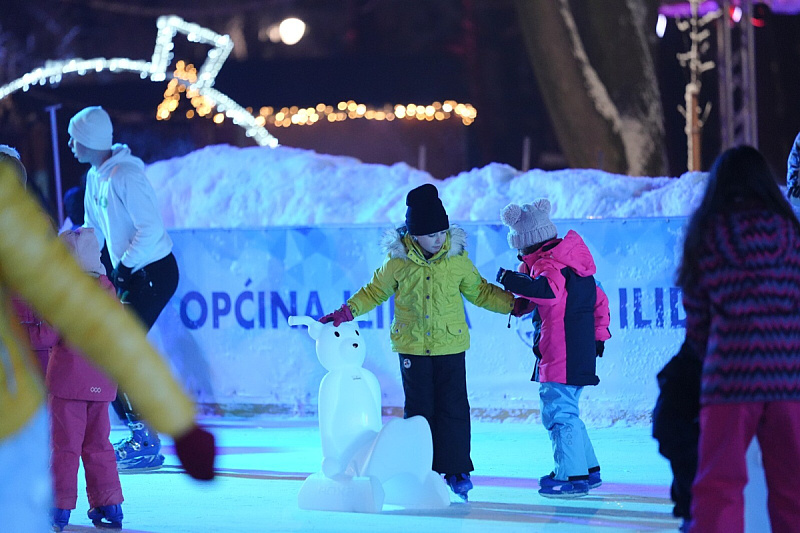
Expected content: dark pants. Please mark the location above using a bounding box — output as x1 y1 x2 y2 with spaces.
398 352 473 475
652 341 701 520
655 416 698 520
111 253 179 423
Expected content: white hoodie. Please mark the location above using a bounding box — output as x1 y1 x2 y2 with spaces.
83 144 172 271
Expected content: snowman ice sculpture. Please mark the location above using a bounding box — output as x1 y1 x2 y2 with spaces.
288 315 450 513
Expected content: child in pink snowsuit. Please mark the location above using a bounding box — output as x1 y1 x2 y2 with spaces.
39 228 124 530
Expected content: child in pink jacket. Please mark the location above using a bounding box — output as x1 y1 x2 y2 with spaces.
37 228 125 530
496 199 611 499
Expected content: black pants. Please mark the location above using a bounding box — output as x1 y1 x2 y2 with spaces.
398 352 473 475
111 253 179 423
655 418 698 520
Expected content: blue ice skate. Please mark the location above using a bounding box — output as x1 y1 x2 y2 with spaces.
87 503 123 529
588 470 602 489
444 473 473 501
538 475 589 498
540 470 602 490
51 508 70 532
115 420 165 473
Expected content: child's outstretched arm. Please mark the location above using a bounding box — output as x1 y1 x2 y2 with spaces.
496 264 565 305
458 257 513 313
336 259 399 319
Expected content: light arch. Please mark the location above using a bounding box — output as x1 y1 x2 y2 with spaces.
0 15 279 148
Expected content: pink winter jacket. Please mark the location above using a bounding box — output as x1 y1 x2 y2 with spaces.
501 230 611 385
41 275 118 402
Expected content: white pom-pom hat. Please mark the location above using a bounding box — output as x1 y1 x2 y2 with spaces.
500 198 558 250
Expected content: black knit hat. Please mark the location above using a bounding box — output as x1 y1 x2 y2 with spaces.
405 183 449 236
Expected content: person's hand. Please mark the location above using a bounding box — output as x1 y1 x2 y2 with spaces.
496 267 508 284
174 425 216 481
511 297 534 317
319 304 354 327
596 340 605 358
111 263 133 295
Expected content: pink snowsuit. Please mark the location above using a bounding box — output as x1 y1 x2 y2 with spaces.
40 274 123 510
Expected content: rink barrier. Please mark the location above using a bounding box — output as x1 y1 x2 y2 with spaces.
148 218 688 426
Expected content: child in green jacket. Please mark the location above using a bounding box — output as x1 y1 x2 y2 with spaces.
321 183 520 500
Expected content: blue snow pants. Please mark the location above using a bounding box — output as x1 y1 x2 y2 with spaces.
539 382 599 480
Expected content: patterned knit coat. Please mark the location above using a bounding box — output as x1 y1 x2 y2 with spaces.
682 208 800 406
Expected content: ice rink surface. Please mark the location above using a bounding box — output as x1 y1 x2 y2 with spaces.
63 417 683 532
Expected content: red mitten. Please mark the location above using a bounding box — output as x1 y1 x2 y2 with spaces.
174 425 216 481
511 297 535 317
318 304 354 327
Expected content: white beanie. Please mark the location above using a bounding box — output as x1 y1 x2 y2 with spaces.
68 106 113 150
500 199 558 250
59 228 106 277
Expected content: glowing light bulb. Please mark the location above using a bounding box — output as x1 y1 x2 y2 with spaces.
656 14 667 38
279 17 306 46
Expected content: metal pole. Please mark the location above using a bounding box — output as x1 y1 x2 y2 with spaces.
521 136 531 172
417 144 427 172
45 104 64 225
743 0 758 147
717 0 733 150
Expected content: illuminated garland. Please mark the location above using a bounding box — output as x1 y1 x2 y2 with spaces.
0 16 279 147
159 62 477 128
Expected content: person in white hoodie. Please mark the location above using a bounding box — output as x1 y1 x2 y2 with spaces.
68 106 179 472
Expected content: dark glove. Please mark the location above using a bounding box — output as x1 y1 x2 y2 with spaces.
596 340 605 358
111 263 133 293
496 267 508 285
319 304 354 327
511 297 534 317
174 425 216 481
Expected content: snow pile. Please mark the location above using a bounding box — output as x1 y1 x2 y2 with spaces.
145 144 708 229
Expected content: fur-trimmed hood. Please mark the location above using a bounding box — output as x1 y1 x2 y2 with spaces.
380 225 467 260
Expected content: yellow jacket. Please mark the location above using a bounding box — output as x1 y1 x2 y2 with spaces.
348 226 514 356
0 160 195 441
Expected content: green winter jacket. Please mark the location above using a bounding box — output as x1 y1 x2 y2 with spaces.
347 226 514 356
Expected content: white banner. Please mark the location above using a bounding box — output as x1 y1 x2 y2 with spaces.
148 219 687 425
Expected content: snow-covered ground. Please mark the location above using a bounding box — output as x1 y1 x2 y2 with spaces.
145 144 709 229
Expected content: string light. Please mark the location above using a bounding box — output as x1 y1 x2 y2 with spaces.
158 65 478 130
0 16 279 148
2 14 477 145
259 99 476 127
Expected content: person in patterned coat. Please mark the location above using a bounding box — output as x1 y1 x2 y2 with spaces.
677 145 800 533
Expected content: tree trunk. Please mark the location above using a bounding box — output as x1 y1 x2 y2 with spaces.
515 0 667 176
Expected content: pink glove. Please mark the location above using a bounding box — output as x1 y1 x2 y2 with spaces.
174 425 216 481
511 297 535 317
319 304 354 327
